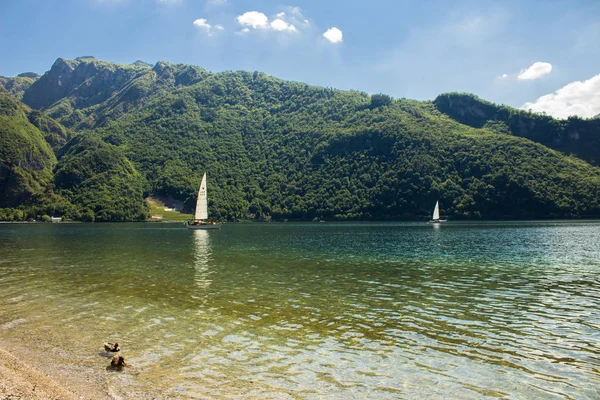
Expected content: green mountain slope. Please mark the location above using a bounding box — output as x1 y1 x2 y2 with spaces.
434 92 600 166
54 134 148 222
0 73 39 100
2 57 600 220
0 91 56 208
26 109 72 153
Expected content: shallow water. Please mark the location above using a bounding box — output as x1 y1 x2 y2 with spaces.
1 222 599 399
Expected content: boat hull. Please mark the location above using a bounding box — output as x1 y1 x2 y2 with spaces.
186 223 222 230
429 219 447 223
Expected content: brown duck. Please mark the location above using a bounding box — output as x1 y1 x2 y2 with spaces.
111 355 129 367
104 342 120 352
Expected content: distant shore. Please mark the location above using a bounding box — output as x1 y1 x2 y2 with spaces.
0 221 83 224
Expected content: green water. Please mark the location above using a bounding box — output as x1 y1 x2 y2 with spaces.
1 222 599 399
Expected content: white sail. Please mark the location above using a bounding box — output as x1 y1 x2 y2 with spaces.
432 201 440 221
194 172 208 221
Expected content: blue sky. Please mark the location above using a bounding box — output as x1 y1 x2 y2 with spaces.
1 0 600 117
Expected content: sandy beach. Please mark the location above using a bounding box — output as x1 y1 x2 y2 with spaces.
0 339 162 400
0 350 91 399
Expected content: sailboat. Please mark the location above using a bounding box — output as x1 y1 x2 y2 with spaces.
186 172 222 230
429 201 447 223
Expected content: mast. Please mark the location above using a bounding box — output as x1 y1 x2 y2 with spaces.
194 172 208 221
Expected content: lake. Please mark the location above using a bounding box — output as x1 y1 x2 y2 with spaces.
0 222 599 399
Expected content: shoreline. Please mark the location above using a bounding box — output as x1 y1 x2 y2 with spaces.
0 338 162 400
0 341 105 399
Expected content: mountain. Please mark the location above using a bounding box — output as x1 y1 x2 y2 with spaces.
54 134 148 222
26 108 73 152
434 92 600 166
0 90 145 221
0 90 56 209
1 57 600 220
0 73 38 100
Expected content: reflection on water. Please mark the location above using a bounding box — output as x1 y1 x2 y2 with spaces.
0 222 600 399
193 230 212 291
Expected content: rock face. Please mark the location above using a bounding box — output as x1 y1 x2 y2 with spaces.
21 57 149 111
18 57 209 130
0 92 56 207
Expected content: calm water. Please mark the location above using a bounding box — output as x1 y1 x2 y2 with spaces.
0 222 599 399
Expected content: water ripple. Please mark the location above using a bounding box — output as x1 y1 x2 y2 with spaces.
1 222 600 398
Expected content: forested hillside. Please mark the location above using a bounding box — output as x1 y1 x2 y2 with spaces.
434 93 600 166
0 91 56 211
1 57 600 221
53 134 147 222
0 73 38 100
0 90 146 221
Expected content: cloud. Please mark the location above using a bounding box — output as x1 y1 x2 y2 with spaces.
193 18 222 36
271 19 297 32
236 10 300 34
522 73 600 118
193 18 210 29
237 11 269 30
498 73 508 79
284 6 309 26
517 62 553 80
323 27 343 44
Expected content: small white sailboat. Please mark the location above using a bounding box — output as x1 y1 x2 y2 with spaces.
429 201 447 223
186 172 222 230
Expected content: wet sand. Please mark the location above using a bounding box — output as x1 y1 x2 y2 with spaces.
0 346 101 399
0 339 161 399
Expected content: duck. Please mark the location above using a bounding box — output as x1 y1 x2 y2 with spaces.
110 355 129 367
104 342 120 352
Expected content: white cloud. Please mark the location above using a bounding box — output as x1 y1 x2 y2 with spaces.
517 62 553 80
323 27 343 44
236 10 301 35
237 11 269 30
193 18 222 36
498 73 508 79
522 73 600 119
193 18 210 29
271 19 297 32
